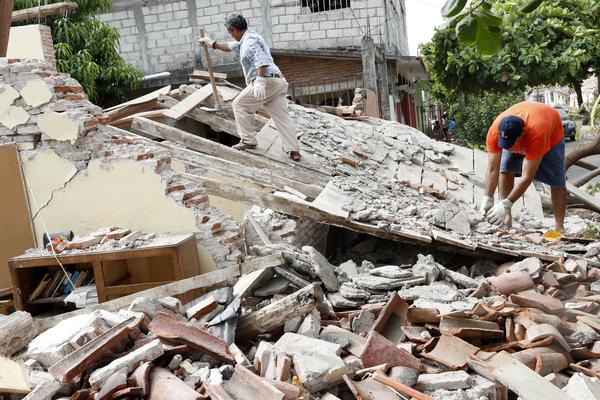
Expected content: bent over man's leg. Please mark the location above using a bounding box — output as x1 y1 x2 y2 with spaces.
232 84 262 145
263 79 300 152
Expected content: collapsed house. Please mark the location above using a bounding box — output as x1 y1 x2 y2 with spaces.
2 32 600 400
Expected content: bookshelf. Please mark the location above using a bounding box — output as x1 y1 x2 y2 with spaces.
9 233 200 315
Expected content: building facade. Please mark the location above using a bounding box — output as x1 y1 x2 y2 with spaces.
97 0 426 126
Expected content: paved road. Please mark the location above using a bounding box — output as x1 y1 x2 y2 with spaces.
566 133 600 185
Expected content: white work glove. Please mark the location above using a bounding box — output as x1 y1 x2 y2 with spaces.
253 77 267 101
198 36 215 48
479 196 494 216
486 199 513 225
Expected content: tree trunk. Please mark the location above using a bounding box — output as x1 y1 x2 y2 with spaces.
0 0 14 57
565 132 600 169
573 81 584 110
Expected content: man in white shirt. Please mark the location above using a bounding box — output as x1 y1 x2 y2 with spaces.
200 14 301 161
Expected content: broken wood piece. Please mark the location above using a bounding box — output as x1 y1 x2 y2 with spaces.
422 334 479 370
0 311 35 357
108 110 167 129
110 386 144 399
48 317 137 383
236 283 324 339
273 266 311 288
0 357 30 394
156 94 238 137
11 2 77 22
148 312 234 364
372 371 433 400
103 86 171 113
189 70 227 81
239 253 286 275
163 85 214 120
148 367 202 400
89 339 164 390
283 185 308 201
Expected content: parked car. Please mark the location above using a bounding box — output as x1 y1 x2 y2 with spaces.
554 107 577 141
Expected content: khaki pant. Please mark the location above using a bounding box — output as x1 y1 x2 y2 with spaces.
232 77 300 152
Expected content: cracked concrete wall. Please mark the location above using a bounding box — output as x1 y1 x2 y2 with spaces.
21 155 218 272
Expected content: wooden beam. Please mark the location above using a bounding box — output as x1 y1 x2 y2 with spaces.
157 94 238 137
163 84 214 120
130 117 328 187
11 1 77 22
0 0 13 57
571 166 600 188
574 160 597 171
103 85 171 113
34 266 240 332
109 110 166 129
236 283 324 339
567 182 600 214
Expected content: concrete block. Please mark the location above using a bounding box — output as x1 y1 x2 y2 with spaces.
416 371 472 392
273 333 341 357
292 350 349 392
297 309 321 338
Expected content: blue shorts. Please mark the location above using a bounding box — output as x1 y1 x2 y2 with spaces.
499 139 566 188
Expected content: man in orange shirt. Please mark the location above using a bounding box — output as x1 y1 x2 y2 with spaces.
480 101 566 231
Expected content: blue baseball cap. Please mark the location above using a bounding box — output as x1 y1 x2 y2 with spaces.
498 115 524 149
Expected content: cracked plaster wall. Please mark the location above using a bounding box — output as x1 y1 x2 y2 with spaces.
21 153 218 272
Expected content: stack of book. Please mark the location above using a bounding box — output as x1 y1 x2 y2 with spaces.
28 270 95 301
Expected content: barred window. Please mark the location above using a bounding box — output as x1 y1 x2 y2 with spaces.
302 0 351 13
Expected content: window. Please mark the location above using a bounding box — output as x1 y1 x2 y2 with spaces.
302 0 351 13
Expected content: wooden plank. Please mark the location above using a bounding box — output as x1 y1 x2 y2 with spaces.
130 117 328 187
240 253 286 275
237 283 324 339
11 2 77 22
103 281 172 297
157 94 238 137
189 69 227 81
33 266 240 332
567 181 600 213
0 357 30 394
103 86 171 113
432 230 477 251
163 85 214 120
108 110 166 129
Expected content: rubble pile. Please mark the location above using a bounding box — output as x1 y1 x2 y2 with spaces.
3 243 600 400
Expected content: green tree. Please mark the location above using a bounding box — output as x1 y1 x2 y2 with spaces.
422 0 600 94
13 0 143 106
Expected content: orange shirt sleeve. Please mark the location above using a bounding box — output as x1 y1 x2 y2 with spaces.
486 116 502 153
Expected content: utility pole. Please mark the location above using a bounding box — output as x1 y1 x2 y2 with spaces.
0 0 14 57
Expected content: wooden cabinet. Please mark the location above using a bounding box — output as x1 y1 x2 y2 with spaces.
9 233 200 315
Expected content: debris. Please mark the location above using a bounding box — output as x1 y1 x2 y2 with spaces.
0 310 35 357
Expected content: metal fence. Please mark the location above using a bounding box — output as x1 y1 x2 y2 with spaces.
290 72 363 107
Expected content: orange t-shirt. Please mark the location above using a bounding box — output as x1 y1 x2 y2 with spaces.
486 101 564 160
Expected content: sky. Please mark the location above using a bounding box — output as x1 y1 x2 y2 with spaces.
405 0 445 56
